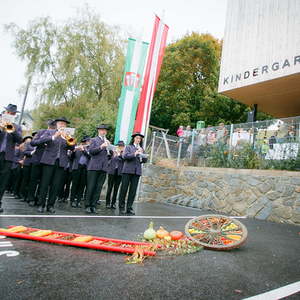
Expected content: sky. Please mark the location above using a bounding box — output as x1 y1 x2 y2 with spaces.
0 0 228 110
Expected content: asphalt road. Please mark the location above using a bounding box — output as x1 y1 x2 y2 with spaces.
0 194 299 300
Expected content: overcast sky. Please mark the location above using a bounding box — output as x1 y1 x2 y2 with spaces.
0 0 228 110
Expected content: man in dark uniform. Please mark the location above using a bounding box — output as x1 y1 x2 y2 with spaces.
19 135 34 202
69 136 90 208
85 124 110 213
34 117 75 213
105 141 125 209
0 104 22 213
27 120 56 207
11 143 25 199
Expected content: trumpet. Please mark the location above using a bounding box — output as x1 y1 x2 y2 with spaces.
66 135 77 146
0 114 16 133
59 127 77 146
0 122 15 133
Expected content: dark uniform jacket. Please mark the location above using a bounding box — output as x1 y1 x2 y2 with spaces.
32 129 75 168
107 154 124 176
87 136 109 171
11 148 24 169
30 129 47 164
23 142 35 166
0 123 22 161
121 145 147 176
71 148 90 170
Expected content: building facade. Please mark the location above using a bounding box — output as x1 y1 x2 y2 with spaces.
218 0 300 117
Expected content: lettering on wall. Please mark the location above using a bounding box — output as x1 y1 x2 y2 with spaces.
222 55 300 86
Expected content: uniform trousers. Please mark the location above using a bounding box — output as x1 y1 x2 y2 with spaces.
19 165 32 201
85 170 106 208
38 159 65 209
105 171 122 206
27 163 43 203
0 153 12 203
118 173 140 210
70 165 87 203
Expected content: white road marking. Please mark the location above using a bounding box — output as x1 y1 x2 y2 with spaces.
243 281 300 300
0 214 248 219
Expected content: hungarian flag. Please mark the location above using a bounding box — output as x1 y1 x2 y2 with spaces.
133 15 169 136
114 38 149 144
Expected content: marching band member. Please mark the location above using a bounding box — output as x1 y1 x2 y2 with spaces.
0 104 22 213
105 140 125 209
34 117 75 213
19 135 34 202
11 143 25 199
85 124 110 213
27 119 56 207
118 132 147 215
69 136 91 208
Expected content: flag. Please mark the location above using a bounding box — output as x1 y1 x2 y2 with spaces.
114 38 149 144
133 15 169 136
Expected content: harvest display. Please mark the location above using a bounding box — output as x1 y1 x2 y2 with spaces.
0 215 248 264
185 215 248 250
0 226 157 256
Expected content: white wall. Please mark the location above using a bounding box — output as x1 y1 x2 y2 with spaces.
218 0 300 93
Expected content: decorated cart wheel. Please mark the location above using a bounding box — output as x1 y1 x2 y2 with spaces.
185 215 248 250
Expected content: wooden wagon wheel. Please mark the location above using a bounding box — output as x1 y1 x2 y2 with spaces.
185 215 248 250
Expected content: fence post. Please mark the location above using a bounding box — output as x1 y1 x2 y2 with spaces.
190 129 196 160
149 131 156 164
177 137 183 167
229 124 234 150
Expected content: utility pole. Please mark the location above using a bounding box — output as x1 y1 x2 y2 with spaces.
18 77 31 126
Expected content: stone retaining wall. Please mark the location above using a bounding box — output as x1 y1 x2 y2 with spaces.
139 165 300 225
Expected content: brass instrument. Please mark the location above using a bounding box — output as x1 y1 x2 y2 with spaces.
2 122 15 133
59 127 77 146
66 135 77 146
0 115 15 133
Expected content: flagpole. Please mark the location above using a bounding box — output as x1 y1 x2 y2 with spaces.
143 11 166 149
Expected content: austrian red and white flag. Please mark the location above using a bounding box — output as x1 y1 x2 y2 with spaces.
134 15 169 136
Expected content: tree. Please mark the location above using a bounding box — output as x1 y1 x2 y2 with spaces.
150 32 270 134
5 7 125 140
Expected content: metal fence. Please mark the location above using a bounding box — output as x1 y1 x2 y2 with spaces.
147 116 300 171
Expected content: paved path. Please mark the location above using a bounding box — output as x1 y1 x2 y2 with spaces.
0 194 299 300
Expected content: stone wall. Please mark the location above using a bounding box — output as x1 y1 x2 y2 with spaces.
139 165 300 225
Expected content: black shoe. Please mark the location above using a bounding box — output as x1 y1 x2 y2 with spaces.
37 206 44 213
47 207 55 214
110 204 116 209
126 208 135 216
14 194 22 199
119 208 126 215
29 201 35 207
90 207 96 214
0 207 3 213
71 202 77 208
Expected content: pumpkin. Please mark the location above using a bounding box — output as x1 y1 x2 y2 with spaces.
156 227 169 239
170 231 184 240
